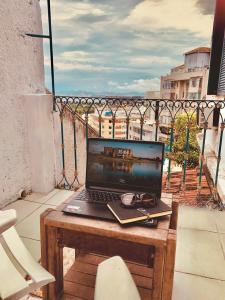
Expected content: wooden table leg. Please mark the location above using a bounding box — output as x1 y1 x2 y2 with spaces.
162 231 176 300
41 212 63 300
152 246 165 300
48 227 64 300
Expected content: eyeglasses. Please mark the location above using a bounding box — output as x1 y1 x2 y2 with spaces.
120 193 156 209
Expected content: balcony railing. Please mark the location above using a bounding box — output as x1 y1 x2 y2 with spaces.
54 96 225 207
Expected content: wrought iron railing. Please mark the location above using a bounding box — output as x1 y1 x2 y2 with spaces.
54 96 225 206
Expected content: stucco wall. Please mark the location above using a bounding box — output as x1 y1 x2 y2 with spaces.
197 106 225 203
0 0 51 207
54 109 98 190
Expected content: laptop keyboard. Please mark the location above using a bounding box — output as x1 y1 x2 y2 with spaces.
75 189 121 204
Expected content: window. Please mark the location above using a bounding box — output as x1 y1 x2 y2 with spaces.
192 79 197 87
163 81 171 89
171 81 176 89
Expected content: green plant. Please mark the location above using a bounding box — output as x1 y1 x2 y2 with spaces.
168 113 200 168
70 104 95 115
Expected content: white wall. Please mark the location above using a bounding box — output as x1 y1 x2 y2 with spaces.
198 105 225 203
0 0 55 207
185 52 210 69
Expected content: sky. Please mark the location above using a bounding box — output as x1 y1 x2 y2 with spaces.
89 140 163 160
40 0 215 96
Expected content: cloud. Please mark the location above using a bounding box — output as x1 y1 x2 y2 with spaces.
127 55 179 67
53 51 132 72
54 62 110 72
40 0 114 47
40 0 213 95
51 2 108 23
123 0 214 39
108 78 160 93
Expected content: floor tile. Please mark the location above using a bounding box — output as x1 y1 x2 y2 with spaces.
219 234 225 258
64 247 75 275
24 192 45 203
3 200 41 224
214 210 225 233
24 189 60 204
21 237 41 262
16 204 55 240
178 206 217 232
175 228 225 280
172 272 225 300
44 189 74 206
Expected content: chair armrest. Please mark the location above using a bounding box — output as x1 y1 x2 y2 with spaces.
0 209 17 234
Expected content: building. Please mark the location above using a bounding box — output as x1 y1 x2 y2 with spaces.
88 110 127 139
129 120 155 141
104 147 133 159
161 47 211 100
88 107 150 140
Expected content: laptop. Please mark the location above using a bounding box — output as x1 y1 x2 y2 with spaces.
63 138 164 224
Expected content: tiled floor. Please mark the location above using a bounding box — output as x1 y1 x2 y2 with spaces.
2 190 225 300
2 188 74 300
173 206 225 300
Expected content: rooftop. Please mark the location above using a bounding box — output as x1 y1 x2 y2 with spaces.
184 47 211 55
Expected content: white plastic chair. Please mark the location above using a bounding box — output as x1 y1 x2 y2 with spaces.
94 256 141 300
0 209 55 300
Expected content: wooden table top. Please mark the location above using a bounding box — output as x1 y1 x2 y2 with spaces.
43 191 173 247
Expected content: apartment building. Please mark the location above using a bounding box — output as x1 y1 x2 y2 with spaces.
129 120 155 141
88 108 154 140
88 110 126 139
161 47 210 100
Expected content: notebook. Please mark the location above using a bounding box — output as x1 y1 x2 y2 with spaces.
107 199 172 224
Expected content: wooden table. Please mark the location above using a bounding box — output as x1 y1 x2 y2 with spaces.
40 192 179 300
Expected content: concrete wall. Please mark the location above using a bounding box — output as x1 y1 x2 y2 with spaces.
53 109 98 189
24 94 56 194
197 104 225 203
0 0 55 207
185 52 210 69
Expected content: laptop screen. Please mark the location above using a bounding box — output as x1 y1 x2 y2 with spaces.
86 138 164 196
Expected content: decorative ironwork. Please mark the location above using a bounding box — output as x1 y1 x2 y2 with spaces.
54 96 225 208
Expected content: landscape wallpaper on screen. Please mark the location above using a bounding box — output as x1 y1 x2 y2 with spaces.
87 140 163 193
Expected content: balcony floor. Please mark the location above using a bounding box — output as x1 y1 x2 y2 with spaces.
2 189 225 300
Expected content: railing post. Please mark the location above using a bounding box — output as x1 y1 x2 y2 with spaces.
47 0 55 110
59 112 66 187
98 116 102 137
72 114 79 184
154 100 159 141
112 116 116 139
126 117 130 140
167 121 174 189
215 123 224 188
198 122 208 191
85 113 89 145
182 124 190 189
140 117 144 140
